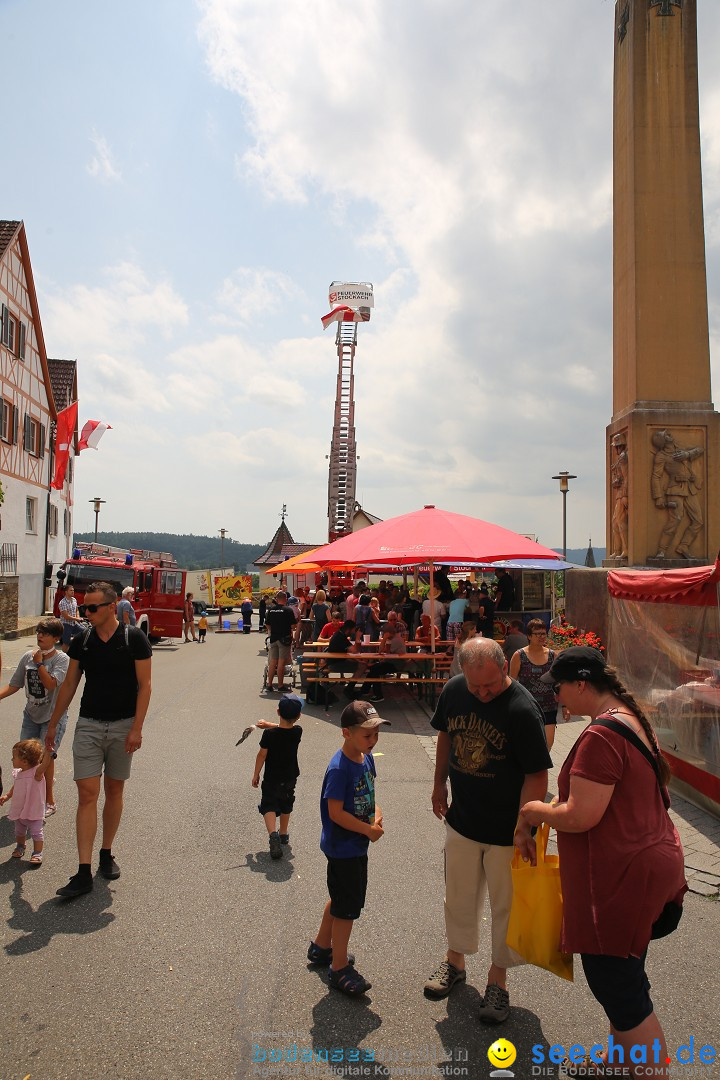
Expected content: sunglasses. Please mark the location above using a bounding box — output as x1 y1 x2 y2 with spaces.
84 601 114 613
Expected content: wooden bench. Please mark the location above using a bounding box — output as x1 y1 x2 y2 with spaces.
299 650 453 709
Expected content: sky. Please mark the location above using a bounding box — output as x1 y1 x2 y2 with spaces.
3 0 720 552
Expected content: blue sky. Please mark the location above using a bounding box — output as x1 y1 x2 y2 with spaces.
3 0 720 551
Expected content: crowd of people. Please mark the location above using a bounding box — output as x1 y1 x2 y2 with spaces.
0 582 151 898
0 574 690 1079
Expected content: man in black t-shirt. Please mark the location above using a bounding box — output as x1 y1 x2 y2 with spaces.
423 637 551 1024
264 592 295 692
46 581 152 898
319 619 367 699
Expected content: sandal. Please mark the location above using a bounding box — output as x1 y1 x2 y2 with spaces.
11 844 26 859
30 852 43 865
307 941 355 967
329 964 371 997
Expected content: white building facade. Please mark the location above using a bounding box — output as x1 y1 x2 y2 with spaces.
0 220 75 619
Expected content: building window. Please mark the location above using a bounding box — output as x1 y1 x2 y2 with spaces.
64 508 71 536
26 497 37 533
1 399 14 442
1 304 24 357
23 415 45 457
49 504 59 537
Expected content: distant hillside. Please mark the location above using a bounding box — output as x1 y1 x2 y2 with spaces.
73 532 265 573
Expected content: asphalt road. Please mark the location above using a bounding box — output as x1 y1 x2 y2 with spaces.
0 630 718 1080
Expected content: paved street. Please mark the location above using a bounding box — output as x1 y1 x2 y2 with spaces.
0 629 718 1080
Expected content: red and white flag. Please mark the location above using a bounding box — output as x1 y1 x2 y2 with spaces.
320 305 371 330
77 419 112 452
51 401 78 490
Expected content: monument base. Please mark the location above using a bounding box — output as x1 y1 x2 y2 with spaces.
606 406 720 569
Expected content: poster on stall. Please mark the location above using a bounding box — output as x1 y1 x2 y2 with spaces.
213 575 252 608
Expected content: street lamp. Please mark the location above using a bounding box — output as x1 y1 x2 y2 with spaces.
219 527 228 569
89 497 106 543
551 472 577 559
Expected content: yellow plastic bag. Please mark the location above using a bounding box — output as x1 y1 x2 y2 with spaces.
506 822 573 981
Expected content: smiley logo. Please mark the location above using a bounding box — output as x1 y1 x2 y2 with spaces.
488 1039 517 1070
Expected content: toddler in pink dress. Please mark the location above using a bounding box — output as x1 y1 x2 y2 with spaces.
0 738 52 864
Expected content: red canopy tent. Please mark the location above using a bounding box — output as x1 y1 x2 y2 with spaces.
303 505 562 568
608 556 720 607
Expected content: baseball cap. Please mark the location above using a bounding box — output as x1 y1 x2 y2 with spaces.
340 700 391 729
278 693 303 719
540 646 607 685
288 596 299 605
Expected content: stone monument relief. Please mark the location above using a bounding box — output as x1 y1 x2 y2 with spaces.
610 431 629 560
650 429 705 560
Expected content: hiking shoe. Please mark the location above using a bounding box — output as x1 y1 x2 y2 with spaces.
477 982 510 1024
423 959 466 999
99 854 121 880
279 833 290 845
56 873 93 898
269 832 283 860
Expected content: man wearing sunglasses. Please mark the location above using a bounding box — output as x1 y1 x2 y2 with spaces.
45 580 152 898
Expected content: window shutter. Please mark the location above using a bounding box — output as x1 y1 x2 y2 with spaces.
1 305 8 347
11 405 18 444
23 414 31 450
18 322 26 359
38 423 46 458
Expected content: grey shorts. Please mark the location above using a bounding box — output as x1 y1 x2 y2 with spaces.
268 639 291 663
21 709 68 751
73 715 136 782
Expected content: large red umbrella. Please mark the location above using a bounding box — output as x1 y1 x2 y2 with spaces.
303 505 561 568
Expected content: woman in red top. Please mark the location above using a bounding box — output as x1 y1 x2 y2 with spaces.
521 647 686 1080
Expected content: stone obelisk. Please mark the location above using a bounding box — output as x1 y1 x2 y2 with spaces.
606 0 720 567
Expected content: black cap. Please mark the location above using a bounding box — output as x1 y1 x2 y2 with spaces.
539 646 607 685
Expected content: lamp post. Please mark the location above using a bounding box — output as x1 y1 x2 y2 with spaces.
89 497 106 543
551 472 577 559
219 528 228 569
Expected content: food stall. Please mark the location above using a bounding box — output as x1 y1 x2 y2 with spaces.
607 559 720 819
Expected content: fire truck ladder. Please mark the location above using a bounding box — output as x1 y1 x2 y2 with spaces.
327 320 358 542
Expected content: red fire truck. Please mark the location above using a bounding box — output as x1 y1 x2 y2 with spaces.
53 543 187 641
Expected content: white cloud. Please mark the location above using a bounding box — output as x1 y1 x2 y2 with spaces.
86 129 122 182
215 267 304 325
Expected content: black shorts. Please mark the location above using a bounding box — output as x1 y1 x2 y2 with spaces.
326 855 368 921
581 950 653 1032
543 709 558 727
258 777 297 815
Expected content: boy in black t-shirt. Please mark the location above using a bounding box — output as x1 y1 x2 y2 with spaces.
252 694 303 859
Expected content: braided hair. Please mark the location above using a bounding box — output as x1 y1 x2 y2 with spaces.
589 665 671 787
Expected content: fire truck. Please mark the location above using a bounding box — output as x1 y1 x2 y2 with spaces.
53 543 187 641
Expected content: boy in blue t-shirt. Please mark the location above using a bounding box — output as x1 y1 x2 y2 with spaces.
308 700 389 996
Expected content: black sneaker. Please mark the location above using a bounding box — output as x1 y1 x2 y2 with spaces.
56 873 93 898
99 854 121 880
423 959 466 999
477 982 510 1024
279 833 290 845
269 832 283 860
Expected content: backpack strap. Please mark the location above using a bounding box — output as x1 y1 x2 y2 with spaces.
592 716 670 809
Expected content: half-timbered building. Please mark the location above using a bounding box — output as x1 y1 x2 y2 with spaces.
0 220 75 621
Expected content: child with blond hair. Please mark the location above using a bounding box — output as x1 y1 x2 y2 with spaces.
0 739 53 864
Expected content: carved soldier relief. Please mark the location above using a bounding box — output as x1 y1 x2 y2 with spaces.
650 429 705 559
610 431 629 560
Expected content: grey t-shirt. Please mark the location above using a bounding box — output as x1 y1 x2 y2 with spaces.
116 599 137 626
10 650 70 725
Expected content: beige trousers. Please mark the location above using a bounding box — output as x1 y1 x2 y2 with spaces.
444 820 524 969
